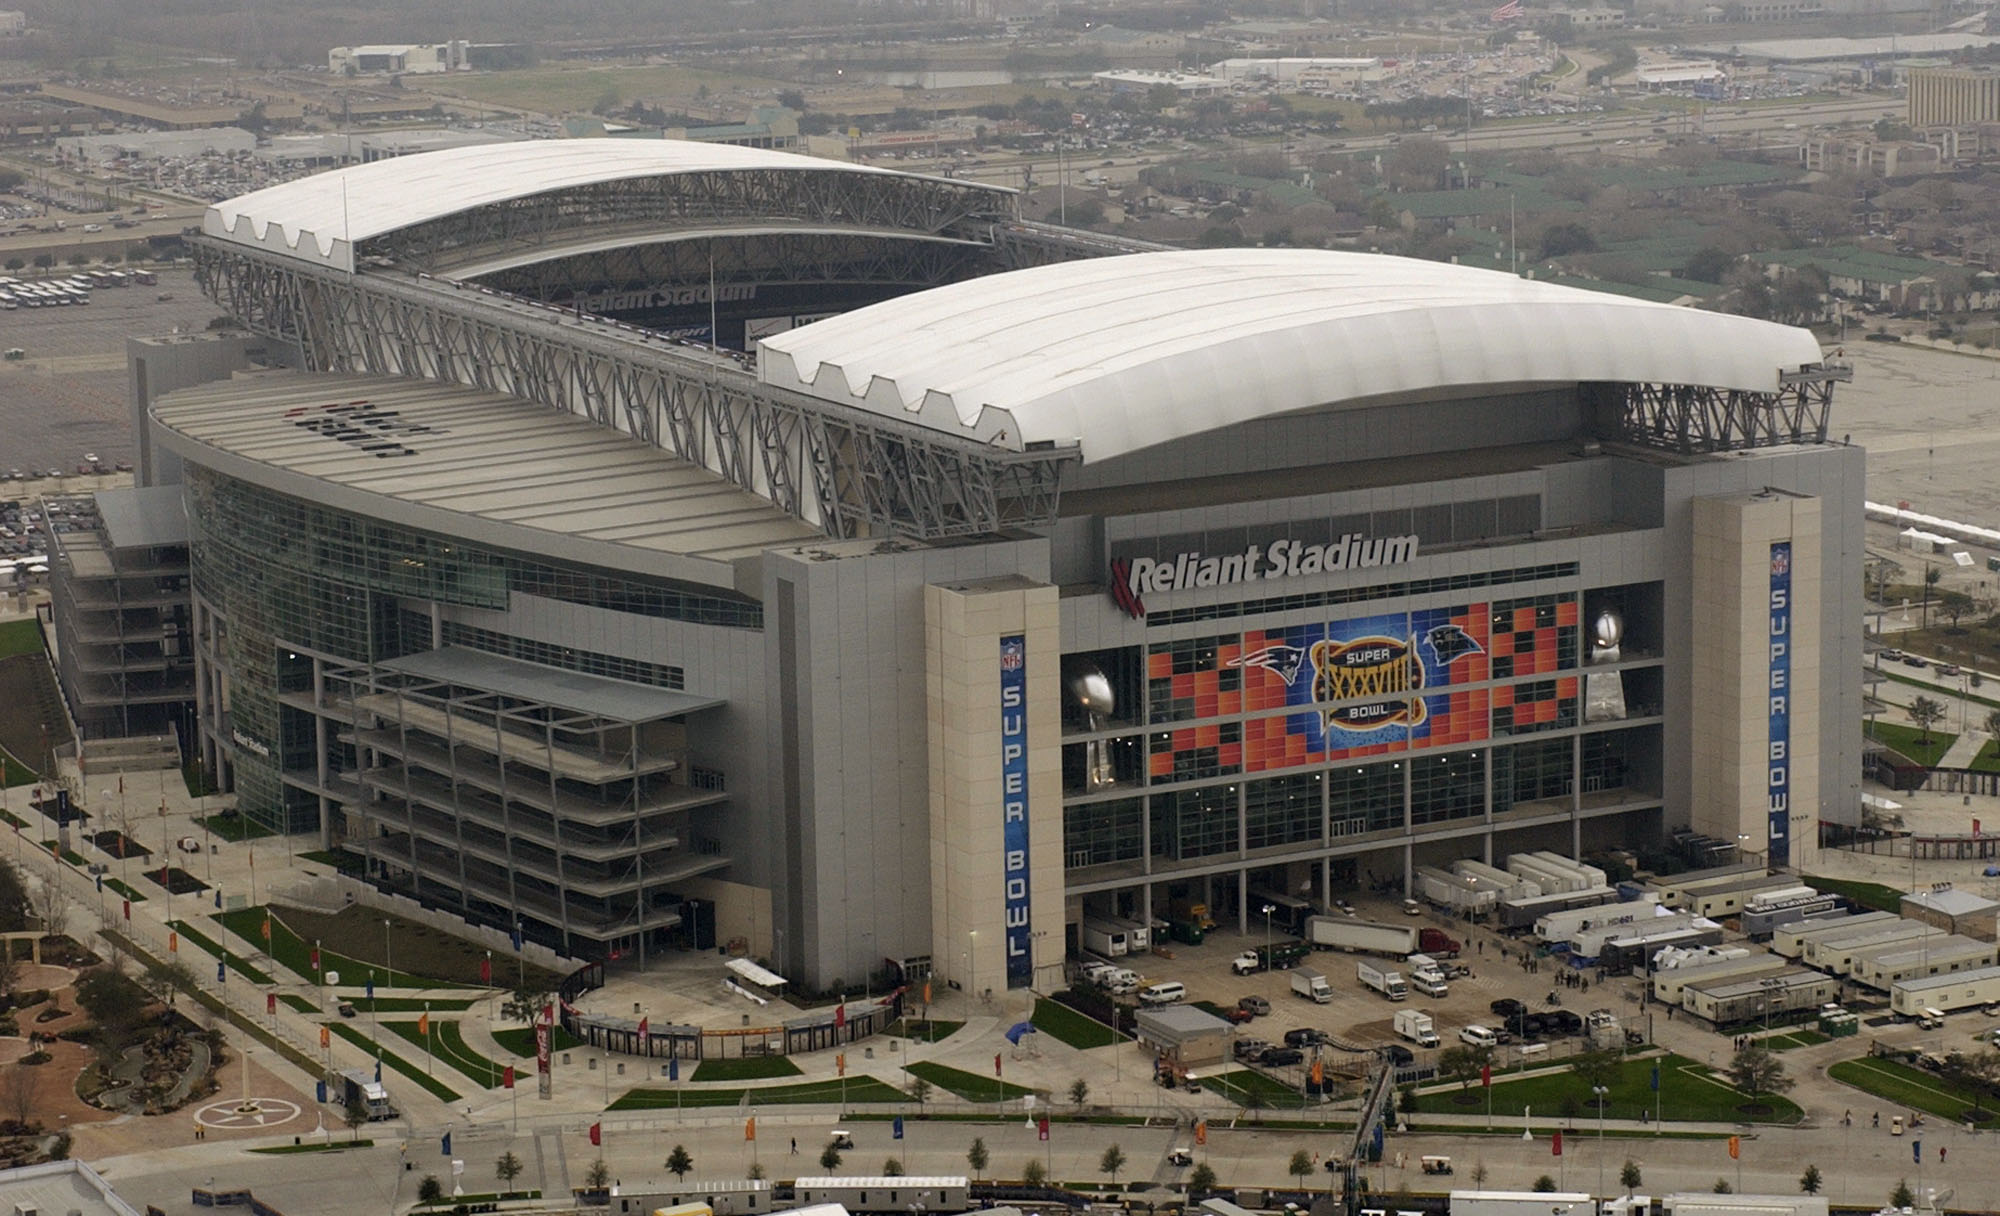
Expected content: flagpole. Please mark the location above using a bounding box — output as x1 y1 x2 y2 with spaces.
425 1002 433 1076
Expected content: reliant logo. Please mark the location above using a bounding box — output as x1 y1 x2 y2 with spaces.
285 400 445 459
1108 534 1420 619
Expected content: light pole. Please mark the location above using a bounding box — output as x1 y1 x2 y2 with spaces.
1592 1085 1608 1197
383 919 393 987
1261 903 1276 966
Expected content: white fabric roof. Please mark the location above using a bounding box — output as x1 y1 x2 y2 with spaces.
202 139 920 272
756 249 1828 463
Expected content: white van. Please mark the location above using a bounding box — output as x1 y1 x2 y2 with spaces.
1458 1024 1498 1048
1917 1008 1945 1030
1138 981 1186 1006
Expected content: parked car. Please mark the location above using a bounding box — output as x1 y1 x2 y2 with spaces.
1259 1046 1303 1067
1937 664 1962 677
1224 1007 1256 1025
1878 648 1906 661
1283 1027 1328 1048
1903 655 1929 669
1233 1038 1271 1061
1490 998 1525 1019
1239 995 1271 1017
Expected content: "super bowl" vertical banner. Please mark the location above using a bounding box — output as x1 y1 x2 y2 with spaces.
1000 635 1032 988
1767 542 1792 867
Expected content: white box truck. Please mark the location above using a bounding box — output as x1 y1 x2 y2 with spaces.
1357 960 1408 1001
1081 919 1128 957
1290 966 1332 1003
1393 1008 1440 1047
1406 954 1449 997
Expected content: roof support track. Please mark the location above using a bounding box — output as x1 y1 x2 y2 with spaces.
1592 363 1851 456
192 239 1073 541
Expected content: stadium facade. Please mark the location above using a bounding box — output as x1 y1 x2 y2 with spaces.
137 140 1861 991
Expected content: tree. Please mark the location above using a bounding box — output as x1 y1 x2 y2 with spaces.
1061 200 1105 229
1714 1179 1734 1193
1681 246 1737 285
417 1176 443 1204
1188 1162 1217 1192
1570 1047 1623 1099
31 254 53 270
1439 1044 1490 1090
4 1062 36 1126
495 1151 524 1191
1620 1160 1642 1194
908 1077 931 1105
585 1159 611 1190
1532 1176 1558 1192
1939 589 1976 631
2 258 21 272
1799 1164 1822 1194
343 1092 367 1140
1099 1143 1127 1188
1386 138 1449 191
501 987 551 1024
74 967 148 1044
1907 696 1948 746
776 90 807 112
1539 221 1598 259
1890 1180 1914 1208
967 1136 989 1179
819 1143 843 1173
1985 708 2000 740
140 958 197 1008
665 1144 693 1180
1727 1044 1793 1101
1288 1149 1314 1185
1924 565 1942 627
1023 1159 1048 1187
34 868 71 941
882 1158 904 1176
1468 1161 1490 1187
747 1163 765 1181
1069 1077 1091 1108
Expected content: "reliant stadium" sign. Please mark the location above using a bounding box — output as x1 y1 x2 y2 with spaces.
1109 533 1420 618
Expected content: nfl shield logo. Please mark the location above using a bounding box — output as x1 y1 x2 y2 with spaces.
1000 641 1024 671
1771 548 1790 577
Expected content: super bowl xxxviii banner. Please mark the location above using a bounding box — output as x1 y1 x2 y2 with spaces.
1234 605 1492 771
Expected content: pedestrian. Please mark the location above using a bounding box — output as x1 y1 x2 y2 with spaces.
1874 1111 1880 1128
791 1137 797 1155
1940 1147 1946 1163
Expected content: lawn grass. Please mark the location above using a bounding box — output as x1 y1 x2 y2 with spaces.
1762 1029 1829 1051
1804 875 1908 915
324 1021 462 1103
169 919 275 985
103 877 146 902
1031 998 1120 1050
215 905 470 989
1 753 35 787
295 848 366 875
1468 1052 1803 1125
349 997 477 1014
885 1018 963 1043
0 620 39 660
690 1056 803 1082
1828 1057 2000 1127
1971 739 2000 774
905 1060 1034 1103
607 1076 905 1111
195 812 273 842
1865 720 1956 767
1200 1068 1311 1108
492 1024 584 1057
280 994 317 1014
381 1019 508 1088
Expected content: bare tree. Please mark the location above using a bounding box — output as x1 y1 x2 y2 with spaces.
34 868 70 942
4 1062 37 1126
1907 696 1948 746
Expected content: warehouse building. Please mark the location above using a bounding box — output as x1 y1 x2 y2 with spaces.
143 140 1861 987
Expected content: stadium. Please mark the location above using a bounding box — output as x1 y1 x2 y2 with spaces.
132 138 1862 992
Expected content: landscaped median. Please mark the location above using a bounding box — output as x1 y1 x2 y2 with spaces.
1829 1056 2000 1127
168 919 276 985
380 1019 510 1089
323 1020 463 1103
607 1076 905 1111
213 906 466 990
905 1060 1034 1103
1427 1052 1804 1125
1030 998 1120 1050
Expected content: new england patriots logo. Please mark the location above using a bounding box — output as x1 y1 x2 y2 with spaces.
1230 644 1310 685
1423 623 1483 667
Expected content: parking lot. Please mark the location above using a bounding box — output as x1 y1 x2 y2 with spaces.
0 264 219 472
1103 892 1637 1091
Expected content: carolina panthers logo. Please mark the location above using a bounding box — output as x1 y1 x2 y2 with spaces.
1424 624 1483 667
1230 644 1310 685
